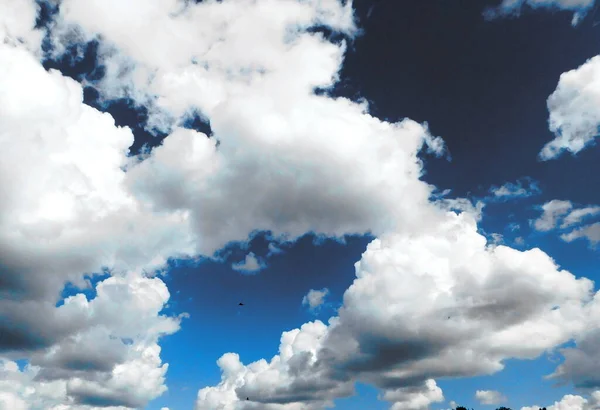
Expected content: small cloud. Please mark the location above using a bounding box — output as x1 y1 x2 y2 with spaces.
302 288 330 311
232 252 265 274
449 401 457 409
561 222 600 246
267 242 284 257
514 236 525 246
484 0 594 27
533 200 573 232
489 177 540 201
488 233 504 246
561 206 600 229
437 198 485 221
475 389 507 405
507 222 520 232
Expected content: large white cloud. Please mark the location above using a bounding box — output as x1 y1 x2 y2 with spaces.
48 0 356 128
0 15 194 407
196 210 600 409
0 272 183 409
540 56 600 160
4 0 600 409
0 0 44 52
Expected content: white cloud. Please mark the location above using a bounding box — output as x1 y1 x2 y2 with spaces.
0 0 44 53
4 0 600 409
196 211 600 409
48 0 448 256
540 56 600 160
232 252 264 274
562 207 600 228
490 178 540 200
561 222 600 245
0 33 191 408
532 200 600 246
0 272 184 409
0 391 28 410
302 288 330 311
486 0 595 26
521 391 600 410
533 200 573 231
475 389 507 405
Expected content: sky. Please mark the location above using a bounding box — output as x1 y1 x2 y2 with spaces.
3 0 600 409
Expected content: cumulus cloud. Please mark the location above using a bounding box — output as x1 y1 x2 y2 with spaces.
562 207 600 228
532 200 600 246
0 0 44 52
196 211 600 409
489 177 541 200
561 222 600 245
533 200 573 231
302 288 330 311
4 0 600 409
521 391 600 410
232 253 265 274
540 56 600 160
547 328 600 389
0 272 184 408
0 20 192 407
475 389 507 405
485 0 596 25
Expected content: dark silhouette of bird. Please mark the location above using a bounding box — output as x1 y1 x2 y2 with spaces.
246 397 249 400
239 302 244 306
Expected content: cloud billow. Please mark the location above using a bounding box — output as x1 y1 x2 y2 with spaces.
2 0 600 409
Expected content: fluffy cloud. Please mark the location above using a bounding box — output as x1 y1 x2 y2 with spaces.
533 200 573 231
489 177 540 200
562 207 600 228
532 200 600 246
522 391 600 410
232 253 265 274
547 325 600 389
196 211 600 409
302 288 330 311
475 389 507 405
0 30 192 408
540 56 600 160
5 0 600 409
0 0 44 52
486 0 596 25
0 272 184 409
561 222 600 245
0 42 197 304
48 0 356 129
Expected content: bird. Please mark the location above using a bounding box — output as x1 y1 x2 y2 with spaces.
239 302 244 306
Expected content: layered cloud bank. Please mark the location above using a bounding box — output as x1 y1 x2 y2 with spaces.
2 0 600 409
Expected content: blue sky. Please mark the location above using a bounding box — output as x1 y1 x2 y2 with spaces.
3 0 600 410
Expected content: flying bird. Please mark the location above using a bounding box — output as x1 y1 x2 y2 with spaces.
239 302 244 306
